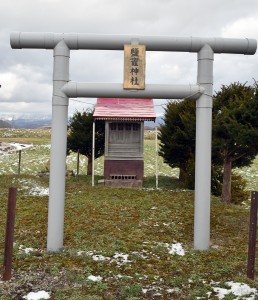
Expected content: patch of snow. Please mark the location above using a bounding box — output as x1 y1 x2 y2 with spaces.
227 281 256 297
87 275 103 282
30 186 49 196
0 142 33 154
167 287 180 293
114 274 133 280
153 292 162 296
85 250 132 265
23 290 50 300
213 281 257 299
92 254 111 261
14 178 49 197
210 280 220 285
213 287 232 300
19 245 34 254
10 143 33 151
131 250 148 259
24 248 34 254
168 242 185 256
206 291 212 298
163 222 170 226
155 241 185 256
113 252 132 265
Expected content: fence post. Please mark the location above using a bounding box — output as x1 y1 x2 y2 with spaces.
247 191 258 279
77 149 80 177
18 150 21 175
3 187 17 281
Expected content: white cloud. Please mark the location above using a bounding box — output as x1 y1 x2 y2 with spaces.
222 15 258 38
0 101 51 116
0 0 257 116
1 64 52 102
1 72 21 99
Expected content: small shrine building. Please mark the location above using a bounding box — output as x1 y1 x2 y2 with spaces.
93 98 155 187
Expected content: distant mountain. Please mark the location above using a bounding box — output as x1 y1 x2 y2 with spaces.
0 120 13 128
0 113 53 129
12 118 52 128
1 115 163 129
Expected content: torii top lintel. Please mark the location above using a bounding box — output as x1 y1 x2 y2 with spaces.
10 32 257 55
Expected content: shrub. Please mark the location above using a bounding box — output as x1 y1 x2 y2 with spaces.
211 166 223 196
231 173 249 204
180 161 248 205
182 158 195 190
182 160 223 197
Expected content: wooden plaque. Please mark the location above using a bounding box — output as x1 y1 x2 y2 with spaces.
123 44 146 90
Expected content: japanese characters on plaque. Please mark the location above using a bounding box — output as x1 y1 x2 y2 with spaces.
123 44 146 90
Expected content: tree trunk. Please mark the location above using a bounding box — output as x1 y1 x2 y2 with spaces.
179 161 189 181
221 157 232 203
87 156 92 175
179 167 186 181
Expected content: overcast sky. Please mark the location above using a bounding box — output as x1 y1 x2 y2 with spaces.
1 0 258 119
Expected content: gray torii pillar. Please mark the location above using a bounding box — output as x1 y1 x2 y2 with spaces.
194 44 214 250
47 40 70 251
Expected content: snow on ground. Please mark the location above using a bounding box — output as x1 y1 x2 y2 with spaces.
212 281 257 299
19 245 34 254
14 178 49 197
80 250 132 266
75 245 257 299
168 242 185 256
0 142 50 176
79 241 185 266
16 242 257 299
23 290 50 300
29 185 49 196
0 142 33 154
87 275 103 282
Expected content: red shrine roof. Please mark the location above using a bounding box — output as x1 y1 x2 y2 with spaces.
93 98 156 121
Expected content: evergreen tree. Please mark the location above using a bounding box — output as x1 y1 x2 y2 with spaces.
67 109 105 175
158 99 196 181
212 82 258 203
159 82 258 204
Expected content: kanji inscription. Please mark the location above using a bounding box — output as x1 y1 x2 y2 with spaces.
124 44 146 90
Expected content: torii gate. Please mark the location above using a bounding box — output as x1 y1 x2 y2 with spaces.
10 32 257 252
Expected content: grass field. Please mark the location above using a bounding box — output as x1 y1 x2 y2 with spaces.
0 129 179 181
0 128 258 299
